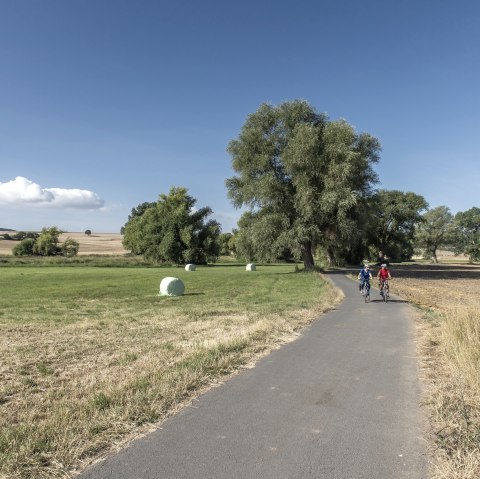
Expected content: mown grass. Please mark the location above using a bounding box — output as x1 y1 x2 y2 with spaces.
392 264 480 479
0 254 152 267
0 263 341 479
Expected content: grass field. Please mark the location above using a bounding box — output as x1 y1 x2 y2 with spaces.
391 264 480 479
3 228 477 479
0 263 341 479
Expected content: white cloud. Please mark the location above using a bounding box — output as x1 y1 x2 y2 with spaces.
0 177 105 209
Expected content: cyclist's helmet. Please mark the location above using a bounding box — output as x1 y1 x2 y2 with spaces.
381 264 387 268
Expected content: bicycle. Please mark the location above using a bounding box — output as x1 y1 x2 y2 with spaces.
379 279 390 303
361 280 371 302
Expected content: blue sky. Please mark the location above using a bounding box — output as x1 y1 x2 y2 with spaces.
1 0 478 233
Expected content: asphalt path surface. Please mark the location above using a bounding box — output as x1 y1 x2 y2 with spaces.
79 272 427 479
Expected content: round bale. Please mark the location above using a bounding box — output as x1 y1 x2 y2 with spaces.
246 263 256 271
159 277 185 296
185 264 196 271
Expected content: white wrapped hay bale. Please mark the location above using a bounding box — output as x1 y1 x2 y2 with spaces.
246 263 256 271
185 264 196 271
159 277 185 296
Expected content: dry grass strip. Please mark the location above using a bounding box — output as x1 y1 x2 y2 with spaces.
0 275 341 479
393 264 480 478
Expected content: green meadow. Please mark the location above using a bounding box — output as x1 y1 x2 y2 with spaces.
0 263 340 479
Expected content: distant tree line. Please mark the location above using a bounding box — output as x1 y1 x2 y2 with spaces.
415 206 480 263
121 100 478 267
1 231 40 241
10 227 79 257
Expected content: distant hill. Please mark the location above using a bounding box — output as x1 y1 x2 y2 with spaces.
0 228 15 232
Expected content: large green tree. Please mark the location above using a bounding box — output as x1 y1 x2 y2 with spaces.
122 187 221 264
414 206 454 263
120 201 156 234
226 100 380 269
368 190 428 261
453 207 480 262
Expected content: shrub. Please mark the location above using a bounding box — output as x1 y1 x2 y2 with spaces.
12 238 36 256
61 237 80 257
32 227 62 256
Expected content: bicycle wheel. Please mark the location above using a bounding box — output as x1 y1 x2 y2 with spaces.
383 285 388 303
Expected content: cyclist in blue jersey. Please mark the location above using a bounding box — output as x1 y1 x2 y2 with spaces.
358 264 372 293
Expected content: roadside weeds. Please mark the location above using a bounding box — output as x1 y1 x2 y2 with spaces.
394 270 480 479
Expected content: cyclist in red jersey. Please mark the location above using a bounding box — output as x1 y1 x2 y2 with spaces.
377 264 391 295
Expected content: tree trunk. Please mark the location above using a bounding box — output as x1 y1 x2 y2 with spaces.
300 241 315 270
326 245 338 267
432 249 438 263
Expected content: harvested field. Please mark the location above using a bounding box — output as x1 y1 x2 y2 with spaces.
392 264 480 479
393 263 480 309
0 231 127 256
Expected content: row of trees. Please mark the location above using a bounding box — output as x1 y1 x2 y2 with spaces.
122 100 478 267
12 227 80 257
223 197 479 265
1 231 39 241
124 185 479 267
415 206 480 263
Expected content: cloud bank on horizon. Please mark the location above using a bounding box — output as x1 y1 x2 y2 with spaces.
0 177 105 209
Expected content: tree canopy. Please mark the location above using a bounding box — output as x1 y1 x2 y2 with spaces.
218 232 233 256
415 206 454 262
226 100 380 268
122 187 221 264
33 226 63 256
120 201 156 234
453 207 480 262
368 190 428 261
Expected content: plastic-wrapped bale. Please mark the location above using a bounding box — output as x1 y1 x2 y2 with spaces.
159 277 185 296
246 263 256 271
185 264 196 271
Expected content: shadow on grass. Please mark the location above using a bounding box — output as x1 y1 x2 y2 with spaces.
208 263 300 268
368 298 409 304
390 264 480 281
157 293 206 297
325 264 480 281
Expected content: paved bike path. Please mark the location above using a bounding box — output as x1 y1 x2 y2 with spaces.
79 272 427 479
